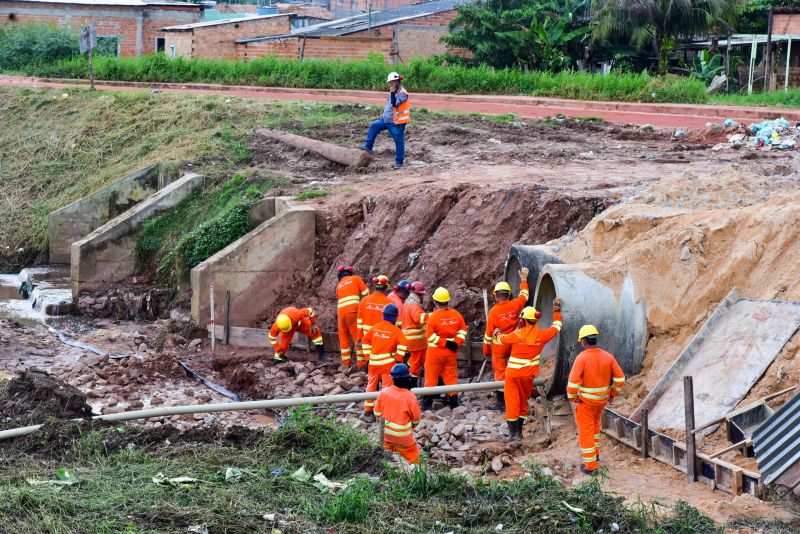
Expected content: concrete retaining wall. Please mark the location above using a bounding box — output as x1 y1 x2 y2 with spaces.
71 173 203 297
49 163 169 264
190 198 315 328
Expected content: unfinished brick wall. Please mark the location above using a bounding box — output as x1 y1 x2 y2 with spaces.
773 13 800 35
189 15 292 60
165 31 193 58
237 35 393 61
0 1 200 56
395 25 448 60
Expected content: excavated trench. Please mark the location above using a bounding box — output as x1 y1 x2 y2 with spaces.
259 183 611 332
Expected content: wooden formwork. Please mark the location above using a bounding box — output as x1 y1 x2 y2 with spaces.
601 408 762 497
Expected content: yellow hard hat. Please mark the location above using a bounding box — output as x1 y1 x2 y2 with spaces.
520 306 538 320
493 281 512 294
432 287 450 303
276 314 293 333
578 324 599 341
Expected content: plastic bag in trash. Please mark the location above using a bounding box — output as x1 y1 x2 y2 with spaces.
774 117 791 129
723 119 739 127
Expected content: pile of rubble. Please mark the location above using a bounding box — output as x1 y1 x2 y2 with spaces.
77 288 173 320
712 117 799 151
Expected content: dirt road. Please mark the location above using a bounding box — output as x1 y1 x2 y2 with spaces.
2 75 798 128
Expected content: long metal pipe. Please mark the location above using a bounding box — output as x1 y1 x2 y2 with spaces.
0 380 544 441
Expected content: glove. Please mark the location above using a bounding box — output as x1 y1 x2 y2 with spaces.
445 340 459 352
553 297 563 311
519 267 529 280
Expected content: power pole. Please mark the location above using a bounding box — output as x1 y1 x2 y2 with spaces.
764 8 774 92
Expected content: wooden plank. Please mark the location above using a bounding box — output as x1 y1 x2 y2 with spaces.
685 376 697 482
709 439 750 460
641 408 649 459
731 468 743 496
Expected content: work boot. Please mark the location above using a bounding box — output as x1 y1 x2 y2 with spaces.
393 162 404 169
360 411 376 423
488 390 505 411
273 354 286 365
516 418 525 440
448 394 459 409
359 145 373 154
421 395 434 411
505 419 522 443
580 465 597 476
316 344 332 363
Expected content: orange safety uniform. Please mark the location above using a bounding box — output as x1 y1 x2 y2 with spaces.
268 307 323 356
374 384 421 463
484 280 530 390
362 320 408 412
424 308 467 395
401 293 428 377
496 311 562 421
387 291 405 325
393 87 411 125
336 274 369 365
566 347 625 471
357 292 391 367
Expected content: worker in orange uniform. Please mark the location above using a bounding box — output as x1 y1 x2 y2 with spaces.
374 363 422 464
422 287 467 411
401 281 428 383
356 275 391 368
336 265 369 367
361 304 408 422
494 300 563 442
268 306 330 364
567 325 626 475
387 280 411 324
484 267 530 411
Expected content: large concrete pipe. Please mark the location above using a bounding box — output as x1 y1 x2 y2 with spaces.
533 265 647 396
503 244 563 299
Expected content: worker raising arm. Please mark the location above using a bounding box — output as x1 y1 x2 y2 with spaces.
494 299 563 442
484 267 530 411
566 325 626 476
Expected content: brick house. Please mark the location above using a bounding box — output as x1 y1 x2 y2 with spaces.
236 0 466 63
162 13 293 59
0 0 203 57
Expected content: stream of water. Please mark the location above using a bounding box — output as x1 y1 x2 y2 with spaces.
0 265 75 326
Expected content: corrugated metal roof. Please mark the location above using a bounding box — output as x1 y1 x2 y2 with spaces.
753 391 800 486
238 0 464 41
164 12 289 30
216 3 261 14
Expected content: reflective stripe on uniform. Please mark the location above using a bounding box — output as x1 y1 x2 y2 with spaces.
338 296 360 308
369 353 396 366
520 289 530 299
456 329 467 341
506 356 540 369
552 320 562 331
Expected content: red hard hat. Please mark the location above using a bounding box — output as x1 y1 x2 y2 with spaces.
337 265 353 273
411 281 426 294
373 275 389 286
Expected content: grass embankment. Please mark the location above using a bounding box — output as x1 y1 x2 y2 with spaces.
0 407 732 534
0 87 365 272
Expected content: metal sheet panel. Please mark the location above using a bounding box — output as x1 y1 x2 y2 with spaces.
644 298 800 431
754 391 800 486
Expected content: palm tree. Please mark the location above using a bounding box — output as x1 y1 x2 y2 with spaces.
591 0 741 75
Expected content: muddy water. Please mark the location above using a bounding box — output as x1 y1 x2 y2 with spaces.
0 266 74 326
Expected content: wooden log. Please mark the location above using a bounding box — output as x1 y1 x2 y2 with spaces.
709 439 751 460
685 376 697 482
256 127 371 167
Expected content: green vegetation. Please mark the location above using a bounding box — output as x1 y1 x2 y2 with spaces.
293 189 330 201
136 173 289 286
0 87 359 271
0 23 78 71
712 89 800 108
0 408 735 533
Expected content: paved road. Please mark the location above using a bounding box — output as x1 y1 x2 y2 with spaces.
2 75 796 128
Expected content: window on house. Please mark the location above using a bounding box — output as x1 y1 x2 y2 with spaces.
95 36 120 57
156 37 165 53
168 45 177 59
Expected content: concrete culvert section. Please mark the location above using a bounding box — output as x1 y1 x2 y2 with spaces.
533 264 647 396
503 244 562 299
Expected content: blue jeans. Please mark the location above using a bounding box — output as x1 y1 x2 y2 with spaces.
364 118 405 165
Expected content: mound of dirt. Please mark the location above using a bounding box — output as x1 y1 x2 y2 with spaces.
0 369 93 430
551 163 800 414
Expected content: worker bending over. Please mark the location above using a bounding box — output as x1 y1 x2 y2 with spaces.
374 363 422 464
361 304 408 422
336 265 369 367
494 299 563 442
422 287 467 411
356 275 391 368
269 306 329 364
360 72 410 169
484 267 530 411
387 279 411 324
401 281 428 382
567 325 626 475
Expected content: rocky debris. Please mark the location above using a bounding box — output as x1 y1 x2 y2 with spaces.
0 369 93 429
77 288 173 320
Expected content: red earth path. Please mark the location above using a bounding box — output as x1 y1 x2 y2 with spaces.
2 74 798 128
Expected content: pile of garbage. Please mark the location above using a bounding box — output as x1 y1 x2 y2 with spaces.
714 117 799 151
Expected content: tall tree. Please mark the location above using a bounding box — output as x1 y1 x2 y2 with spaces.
443 0 590 71
591 0 741 75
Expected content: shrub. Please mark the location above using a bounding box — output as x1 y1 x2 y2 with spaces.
0 23 79 71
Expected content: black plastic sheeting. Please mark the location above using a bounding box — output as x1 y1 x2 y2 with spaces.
179 361 240 402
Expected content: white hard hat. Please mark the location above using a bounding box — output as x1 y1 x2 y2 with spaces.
387 71 402 83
